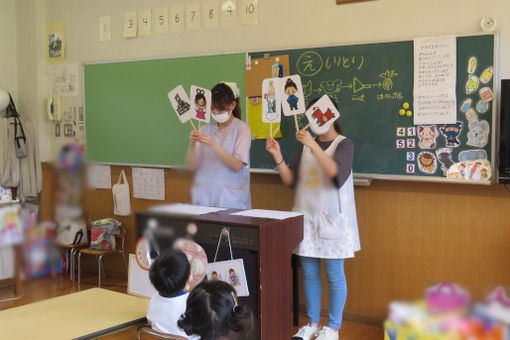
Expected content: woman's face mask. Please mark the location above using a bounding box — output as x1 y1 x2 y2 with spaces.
212 110 231 123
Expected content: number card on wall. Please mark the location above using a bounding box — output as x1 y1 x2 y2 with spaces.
221 0 238 27
154 8 168 34
138 9 152 37
240 0 258 25
203 0 219 30
186 2 201 31
123 11 138 38
170 5 185 32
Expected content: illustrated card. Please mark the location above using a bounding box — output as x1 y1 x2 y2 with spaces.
261 78 281 123
168 85 193 123
190 85 212 123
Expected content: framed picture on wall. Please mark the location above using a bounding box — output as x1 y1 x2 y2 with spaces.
336 0 375 4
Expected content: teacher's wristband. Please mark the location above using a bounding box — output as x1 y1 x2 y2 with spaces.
276 158 285 166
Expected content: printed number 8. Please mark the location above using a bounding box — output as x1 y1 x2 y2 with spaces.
209 9 214 19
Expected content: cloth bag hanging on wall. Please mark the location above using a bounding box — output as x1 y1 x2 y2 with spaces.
112 169 131 216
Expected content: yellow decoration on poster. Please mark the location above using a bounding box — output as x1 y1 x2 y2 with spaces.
247 98 282 139
46 21 66 64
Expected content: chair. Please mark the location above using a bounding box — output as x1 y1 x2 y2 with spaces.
137 326 188 340
54 242 88 282
77 225 127 286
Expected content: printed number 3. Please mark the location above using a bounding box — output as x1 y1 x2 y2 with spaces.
128 19 133 29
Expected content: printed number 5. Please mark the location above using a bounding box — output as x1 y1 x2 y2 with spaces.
159 15 164 25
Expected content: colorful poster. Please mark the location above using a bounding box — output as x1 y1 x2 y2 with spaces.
246 97 282 139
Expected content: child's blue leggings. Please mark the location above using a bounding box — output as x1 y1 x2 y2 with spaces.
300 256 347 330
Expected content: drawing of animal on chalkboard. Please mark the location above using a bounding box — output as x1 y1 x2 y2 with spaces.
320 79 342 97
418 152 437 174
311 107 335 127
302 79 313 98
418 125 439 149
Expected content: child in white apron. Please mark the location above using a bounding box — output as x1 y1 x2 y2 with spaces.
266 97 360 340
187 82 252 209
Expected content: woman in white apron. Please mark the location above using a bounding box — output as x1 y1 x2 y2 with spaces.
187 82 252 209
266 97 360 340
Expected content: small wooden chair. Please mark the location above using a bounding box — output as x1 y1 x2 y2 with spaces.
77 225 127 286
54 242 88 282
137 326 188 340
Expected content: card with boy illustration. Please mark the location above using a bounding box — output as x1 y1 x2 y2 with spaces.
190 85 212 123
305 94 340 135
261 78 282 123
277 75 306 116
168 85 193 123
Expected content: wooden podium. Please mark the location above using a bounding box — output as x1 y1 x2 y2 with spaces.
136 207 303 340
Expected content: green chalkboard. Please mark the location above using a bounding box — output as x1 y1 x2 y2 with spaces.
84 53 246 166
249 34 496 181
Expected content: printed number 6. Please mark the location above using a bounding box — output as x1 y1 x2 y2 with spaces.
175 14 180 23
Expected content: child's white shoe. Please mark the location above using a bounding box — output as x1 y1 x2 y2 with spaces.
314 326 338 340
292 323 320 340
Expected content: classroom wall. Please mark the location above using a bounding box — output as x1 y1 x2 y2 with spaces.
19 0 510 321
0 0 17 101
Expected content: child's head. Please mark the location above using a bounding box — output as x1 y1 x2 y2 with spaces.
211 271 218 279
229 269 235 275
149 249 190 298
284 79 297 95
178 280 253 340
306 95 342 135
211 83 241 119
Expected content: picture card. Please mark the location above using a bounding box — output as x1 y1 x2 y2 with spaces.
207 258 249 297
305 94 340 135
261 78 281 123
168 85 193 123
278 75 306 116
190 85 212 123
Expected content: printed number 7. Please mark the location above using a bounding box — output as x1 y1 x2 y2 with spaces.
191 11 196 20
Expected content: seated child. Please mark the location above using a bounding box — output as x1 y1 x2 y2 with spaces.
178 280 253 340
146 248 198 339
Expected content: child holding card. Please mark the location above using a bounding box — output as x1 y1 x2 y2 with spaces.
265 95 360 340
187 82 252 209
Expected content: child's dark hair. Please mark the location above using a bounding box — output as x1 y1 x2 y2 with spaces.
178 280 253 340
211 83 241 119
306 95 342 135
284 78 297 91
149 249 190 298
